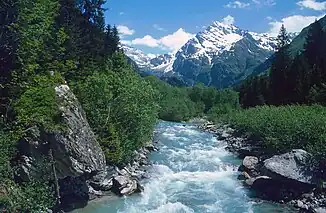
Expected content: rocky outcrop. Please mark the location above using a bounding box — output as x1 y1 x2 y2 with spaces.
16 85 106 181
52 85 106 178
16 85 107 211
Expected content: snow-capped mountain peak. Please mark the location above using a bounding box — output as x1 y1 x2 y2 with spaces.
123 21 279 79
121 44 174 73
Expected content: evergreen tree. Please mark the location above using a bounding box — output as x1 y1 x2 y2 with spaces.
304 19 325 86
111 25 121 53
276 24 290 50
270 25 291 105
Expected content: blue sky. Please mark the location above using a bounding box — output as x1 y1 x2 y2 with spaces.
104 0 326 54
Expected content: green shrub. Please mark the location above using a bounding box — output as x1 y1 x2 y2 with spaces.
76 68 158 164
220 105 326 159
14 73 65 132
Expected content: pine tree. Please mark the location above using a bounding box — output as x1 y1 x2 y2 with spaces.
276 24 290 50
111 25 121 53
304 19 325 86
270 25 291 105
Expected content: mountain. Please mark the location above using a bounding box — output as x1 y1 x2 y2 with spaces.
122 45 174 76
124 21 279 88
171 22 278 88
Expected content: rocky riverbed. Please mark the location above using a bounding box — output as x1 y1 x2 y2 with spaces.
198 121 326 213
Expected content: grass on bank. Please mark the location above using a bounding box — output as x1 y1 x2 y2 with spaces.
210 105 326 162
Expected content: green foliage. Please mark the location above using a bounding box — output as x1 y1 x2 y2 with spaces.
1 180 55 213
220 105 326 159
76 61 158 164
14 74 64 132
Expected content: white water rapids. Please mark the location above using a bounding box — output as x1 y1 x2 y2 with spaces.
72 121 295 213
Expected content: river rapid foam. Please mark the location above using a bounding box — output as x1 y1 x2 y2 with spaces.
72 121 295 213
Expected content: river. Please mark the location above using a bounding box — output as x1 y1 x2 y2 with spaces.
72 121 296 213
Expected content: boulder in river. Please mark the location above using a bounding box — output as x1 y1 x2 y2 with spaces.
239 156 259 177
111 175 143 196
248 149 317 201
261 149 316 186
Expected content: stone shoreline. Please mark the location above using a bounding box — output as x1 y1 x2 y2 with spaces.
64 141 158 212
198 121 326 213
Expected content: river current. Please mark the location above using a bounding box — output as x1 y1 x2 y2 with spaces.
73 121 295 213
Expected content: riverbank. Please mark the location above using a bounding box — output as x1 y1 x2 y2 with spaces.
198 121 326 213
67 141 158 212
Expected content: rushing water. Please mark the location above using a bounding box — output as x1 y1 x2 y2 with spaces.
73 121 296 213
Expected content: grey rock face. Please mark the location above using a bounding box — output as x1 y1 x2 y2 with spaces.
51 85 106 178
16 85 105 180
262 149 315 185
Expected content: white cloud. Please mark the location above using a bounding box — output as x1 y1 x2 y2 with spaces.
268 14 325 36
119 12 125 15
225 1 250 8
222 15 236 25
117 25 135 37
123 28 195 52
297 0 326 11
153 24 166 31
159 28 195 52
132 35 160 47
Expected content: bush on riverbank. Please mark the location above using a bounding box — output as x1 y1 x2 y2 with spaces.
216 105 326 160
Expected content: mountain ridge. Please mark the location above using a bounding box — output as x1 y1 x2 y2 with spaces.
123 21 278 88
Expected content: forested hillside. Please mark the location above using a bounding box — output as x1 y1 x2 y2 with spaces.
0 0 159 211
239 19 326 107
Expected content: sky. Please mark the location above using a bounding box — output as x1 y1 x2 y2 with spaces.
104 0 326 54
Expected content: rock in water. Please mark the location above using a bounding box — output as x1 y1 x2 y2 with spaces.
248 149 317 201
261 149 315 185
239 156 259 177
111 176 142 196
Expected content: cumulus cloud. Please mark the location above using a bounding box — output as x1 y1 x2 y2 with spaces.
225 1 250 8
132 35 160 47
123 28 194 52
117 25 135 37
268 14 325 36
297 0 326 11
222 15 236 25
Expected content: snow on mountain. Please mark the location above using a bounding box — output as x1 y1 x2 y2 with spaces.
122 45 153 68
122 44 175 73
176 21 277 64
123 21 279 85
